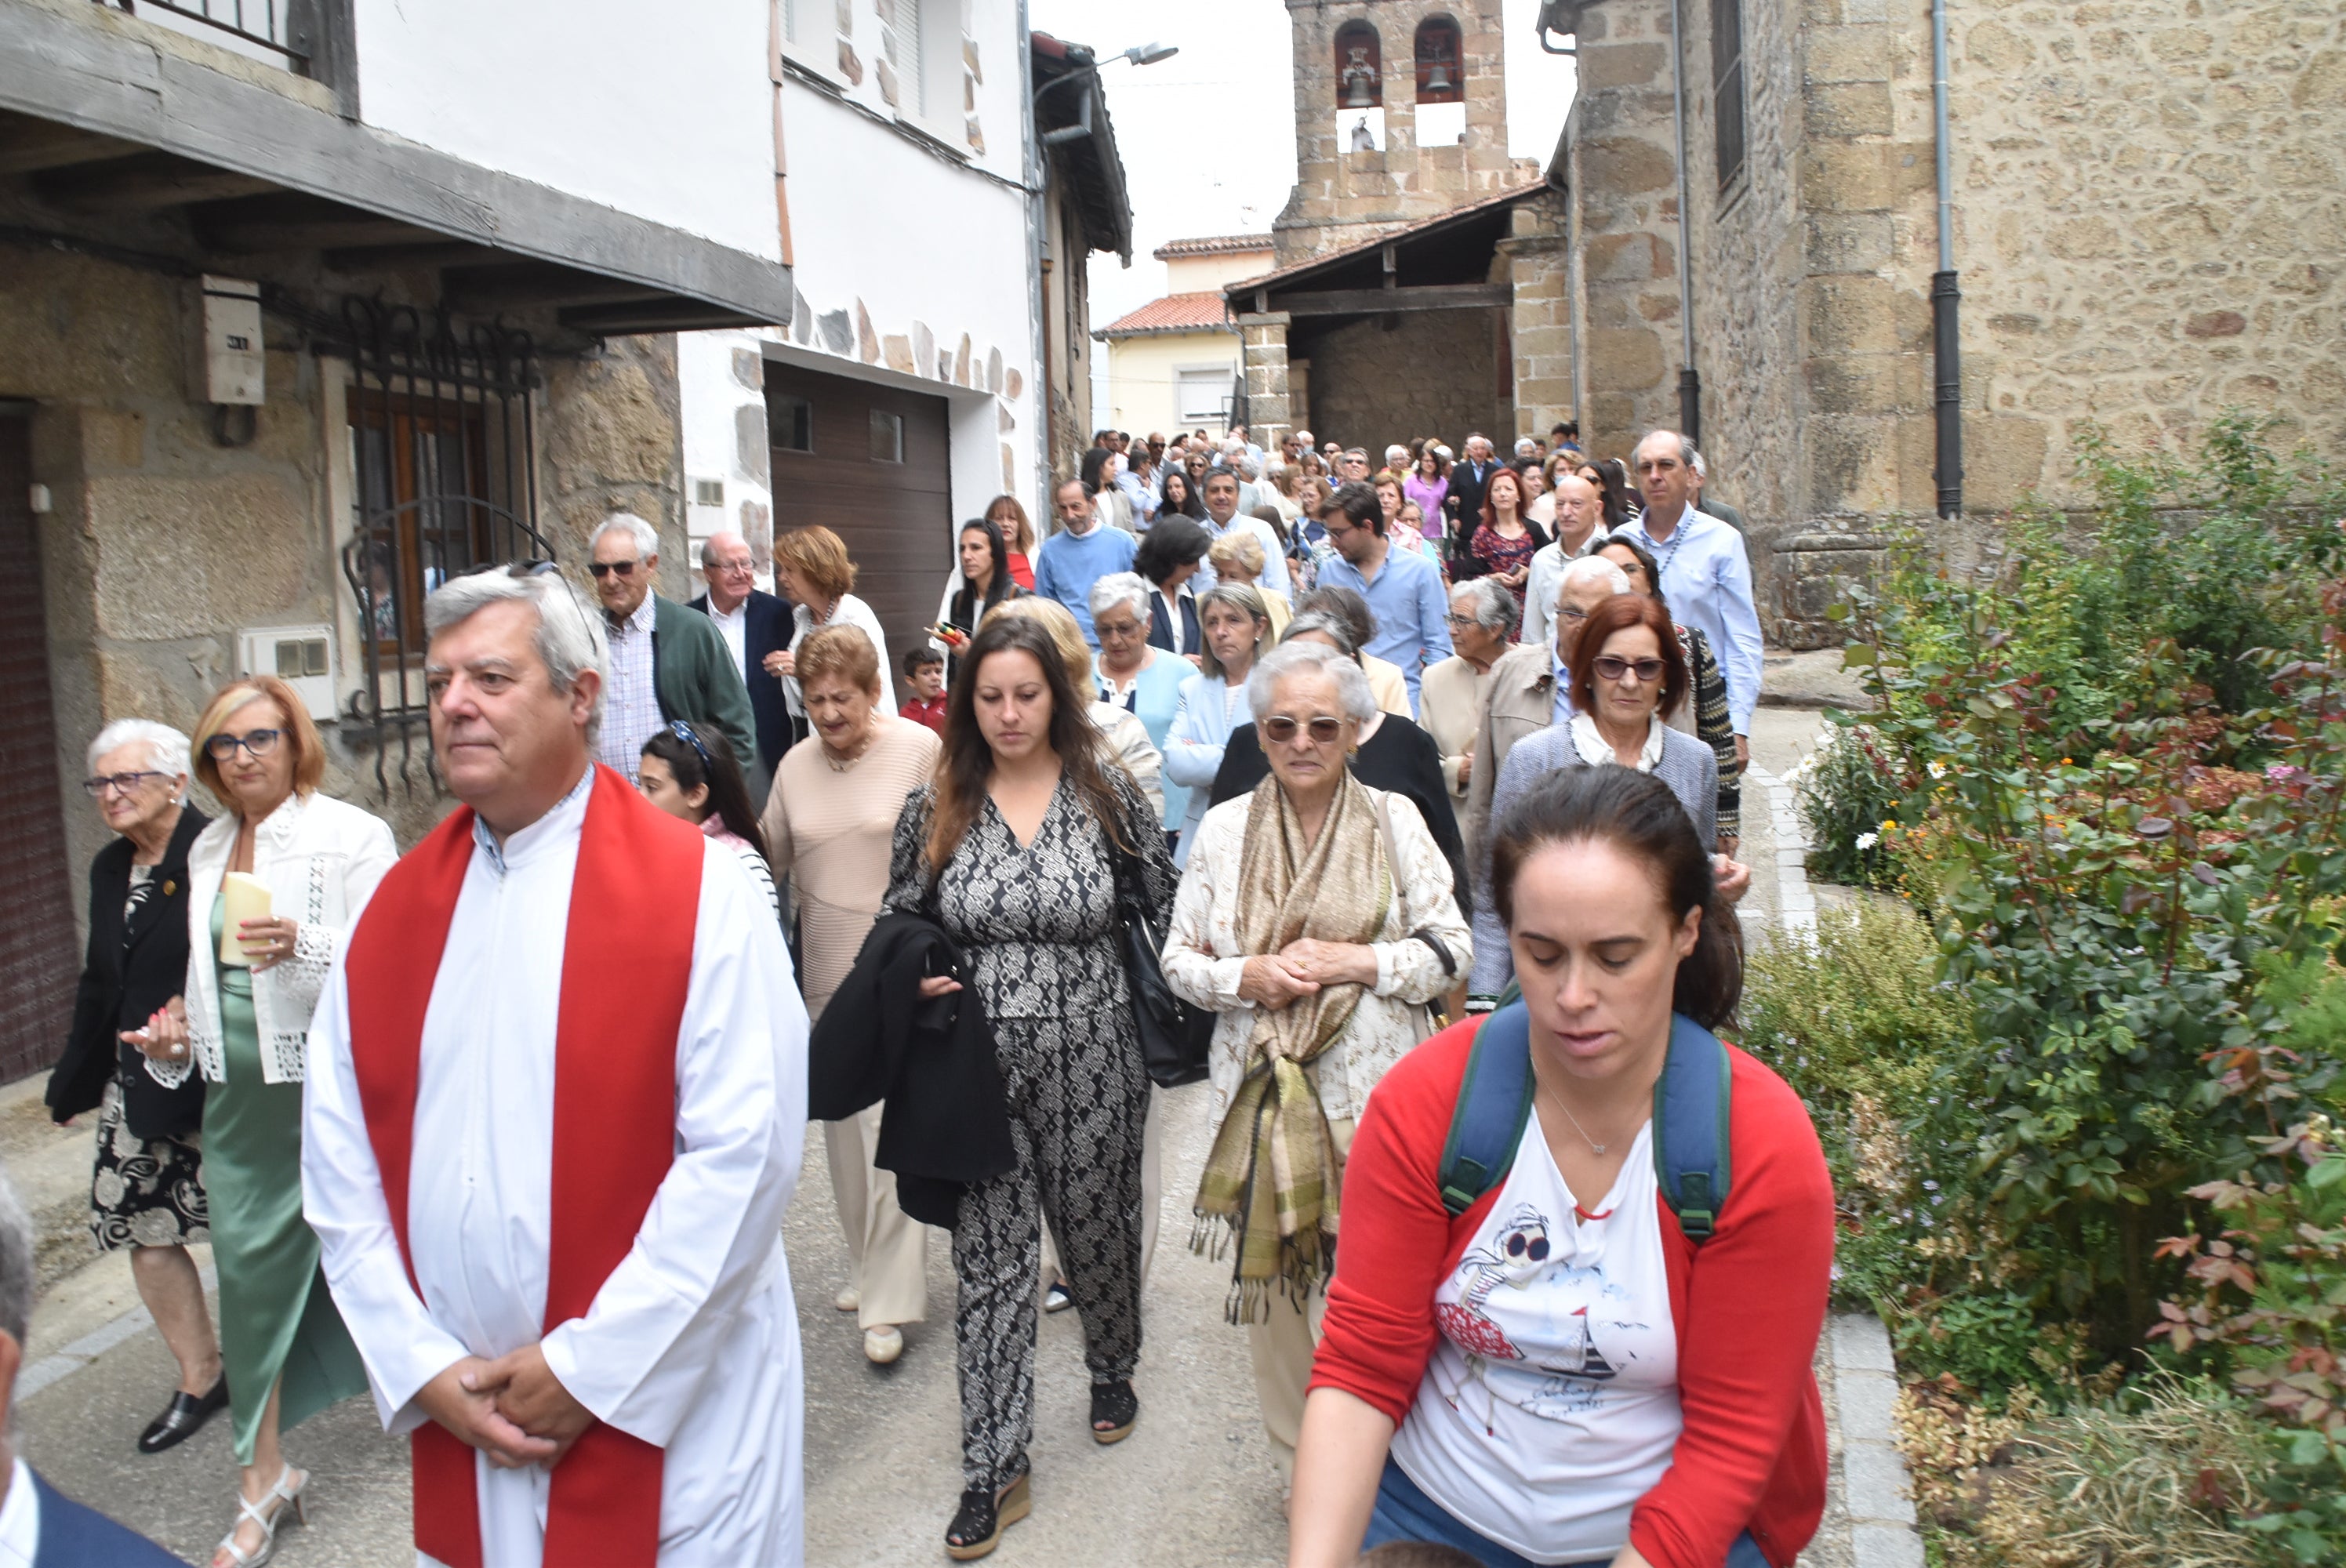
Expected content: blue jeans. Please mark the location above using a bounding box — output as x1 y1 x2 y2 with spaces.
1364 1458 1771 1568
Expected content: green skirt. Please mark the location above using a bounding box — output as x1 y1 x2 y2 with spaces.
202 899 368 1464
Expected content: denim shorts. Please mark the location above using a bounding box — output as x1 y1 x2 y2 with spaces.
1364 1457 1772 1568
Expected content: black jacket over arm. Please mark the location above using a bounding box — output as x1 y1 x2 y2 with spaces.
687 588 797 772
808 910 1014 1229
1208 716 1471 918
48 808 210 1140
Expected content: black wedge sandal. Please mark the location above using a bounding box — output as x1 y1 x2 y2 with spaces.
944 1470 1030 1561
1090 1378 1138 1444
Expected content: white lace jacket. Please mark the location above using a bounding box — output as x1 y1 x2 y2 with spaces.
1161 787 1473 1125
148 790 398 1088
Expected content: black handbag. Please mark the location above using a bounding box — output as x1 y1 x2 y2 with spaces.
1107 822 1214 1088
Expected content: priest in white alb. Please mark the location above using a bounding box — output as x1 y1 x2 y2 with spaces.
301 563 808 1567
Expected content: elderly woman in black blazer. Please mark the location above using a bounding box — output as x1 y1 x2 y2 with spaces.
45 719 222 1456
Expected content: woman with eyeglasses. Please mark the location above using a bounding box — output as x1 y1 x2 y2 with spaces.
1597 533 1743 855
131 676 396 1568
1420 578 1520 858
637 719 779 920
1162 640 1470 1497
45 720 222 1459
761 626 945 1367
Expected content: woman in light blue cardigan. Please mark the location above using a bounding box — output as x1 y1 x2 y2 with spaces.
1091 573 1197 850
1162 584 1273 866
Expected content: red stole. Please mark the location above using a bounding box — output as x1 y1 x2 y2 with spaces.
343 766 705 1568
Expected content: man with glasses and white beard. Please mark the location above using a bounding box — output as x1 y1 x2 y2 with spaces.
589 514 757 779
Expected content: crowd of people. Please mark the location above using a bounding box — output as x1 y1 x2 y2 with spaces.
23 416 1824 1568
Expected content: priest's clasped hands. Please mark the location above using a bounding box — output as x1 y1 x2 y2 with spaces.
416 1345 597 1470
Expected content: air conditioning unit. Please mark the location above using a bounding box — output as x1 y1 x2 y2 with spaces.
238 624 336 721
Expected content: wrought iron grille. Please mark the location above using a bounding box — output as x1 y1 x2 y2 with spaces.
1711 0 1748 192
98 0 310 64
338 296 549 794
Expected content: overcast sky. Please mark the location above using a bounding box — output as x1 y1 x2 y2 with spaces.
1028 0 1578 337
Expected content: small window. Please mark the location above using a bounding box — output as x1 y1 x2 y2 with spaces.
1334 21 1382 110
1414 17 1462 103
899 0 926 115
771 395 814 453
870 408 904 463
1175 369 1231 426
692 477 724 508
1712 0 1747 191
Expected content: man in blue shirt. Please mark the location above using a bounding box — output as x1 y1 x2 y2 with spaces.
1312 479 1452 714
1033 477 1137 646
1621 429 1764 769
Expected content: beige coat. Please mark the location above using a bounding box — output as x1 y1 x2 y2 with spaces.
1462 640 1563 859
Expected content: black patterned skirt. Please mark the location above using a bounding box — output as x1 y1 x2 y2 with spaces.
89 1078 209 1252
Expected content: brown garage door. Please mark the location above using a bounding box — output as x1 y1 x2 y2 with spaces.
0 409 83 1083
766 362 952 694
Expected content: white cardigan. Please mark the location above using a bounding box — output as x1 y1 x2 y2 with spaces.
1161 787 1473 1126
151 790 398 1087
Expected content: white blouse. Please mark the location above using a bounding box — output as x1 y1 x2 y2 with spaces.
1160 788 1472 1125
154 789 398 1087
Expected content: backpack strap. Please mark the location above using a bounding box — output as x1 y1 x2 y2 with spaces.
1436 1002 1534 1215
1651 1014 1734 1244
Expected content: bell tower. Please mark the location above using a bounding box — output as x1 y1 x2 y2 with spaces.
1274 0 1516 268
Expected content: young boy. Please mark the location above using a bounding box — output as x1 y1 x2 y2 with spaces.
899 646 948 733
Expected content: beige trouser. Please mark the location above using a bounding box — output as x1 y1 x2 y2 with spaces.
1249 1116 1355 1483
1043 1083 1167 1294
824 1104 930 1330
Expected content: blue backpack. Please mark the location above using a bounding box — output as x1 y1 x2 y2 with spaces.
1436 1001 1734 1243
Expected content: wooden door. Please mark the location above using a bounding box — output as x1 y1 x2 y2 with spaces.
0 410 84 1082
765 362 953 695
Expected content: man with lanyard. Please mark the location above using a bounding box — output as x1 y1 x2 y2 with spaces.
1619 430 1763 771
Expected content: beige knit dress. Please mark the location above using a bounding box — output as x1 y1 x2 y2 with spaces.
762 713 942 1329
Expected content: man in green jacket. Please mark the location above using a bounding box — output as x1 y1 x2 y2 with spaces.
588 514 758 779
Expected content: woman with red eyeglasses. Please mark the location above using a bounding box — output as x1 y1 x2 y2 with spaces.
1163 639 1472 1501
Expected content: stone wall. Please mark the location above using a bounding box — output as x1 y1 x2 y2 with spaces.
1499 190 1576 441
1276 0 1518 267
2 241 688 880
1560 2 1687 464
1298 307 1512 449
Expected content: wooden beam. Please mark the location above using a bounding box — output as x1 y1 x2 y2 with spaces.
0 119 145 175
446 264 674 313
557 299 768 335
34 151 277 211
1274 283 1512 317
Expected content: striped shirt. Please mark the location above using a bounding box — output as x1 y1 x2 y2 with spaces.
599 596 662 778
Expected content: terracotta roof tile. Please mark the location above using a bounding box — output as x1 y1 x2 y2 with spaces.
1152 233 1277 260
1094 292 1236 339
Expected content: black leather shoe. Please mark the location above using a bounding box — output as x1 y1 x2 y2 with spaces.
139 1375 227 1454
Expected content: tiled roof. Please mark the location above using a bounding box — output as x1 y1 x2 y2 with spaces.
1220 183 1547 298
1093 292 1237 339
1153 233 1277 260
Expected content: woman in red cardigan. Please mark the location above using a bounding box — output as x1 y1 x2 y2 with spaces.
1288 766 1835 1568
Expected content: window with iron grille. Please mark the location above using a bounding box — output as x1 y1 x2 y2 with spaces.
1712 0 1747 193
338 297 549 793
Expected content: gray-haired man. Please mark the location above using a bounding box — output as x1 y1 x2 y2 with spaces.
588 514 756 779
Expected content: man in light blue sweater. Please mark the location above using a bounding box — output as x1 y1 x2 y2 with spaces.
1033 477 1138 646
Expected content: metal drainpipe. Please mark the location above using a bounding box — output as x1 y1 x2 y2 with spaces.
1668 0 1699 445
1022 0 1049 521
1930 0 1963 517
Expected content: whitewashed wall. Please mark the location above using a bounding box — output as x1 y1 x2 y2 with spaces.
352 0 782 262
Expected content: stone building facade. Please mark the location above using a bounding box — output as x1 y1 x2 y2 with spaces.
1552 0 2346 643
1232 0 1578 448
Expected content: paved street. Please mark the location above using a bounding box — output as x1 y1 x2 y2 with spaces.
6 699 1844 1568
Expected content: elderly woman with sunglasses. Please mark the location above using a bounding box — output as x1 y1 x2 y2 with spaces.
133 676 396 1568
1162 640 1471 1498
1466 593 1749 1004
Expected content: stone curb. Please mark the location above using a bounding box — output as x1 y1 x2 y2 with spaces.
18 1263 217 1400
1834 1313 1923 1567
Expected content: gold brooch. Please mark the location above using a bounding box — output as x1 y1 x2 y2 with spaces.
162 880 176 895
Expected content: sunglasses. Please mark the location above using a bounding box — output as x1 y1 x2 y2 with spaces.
1593 655 1666 684
1503 1230 1551 1262
588 559 642 579
1262 715 1345 744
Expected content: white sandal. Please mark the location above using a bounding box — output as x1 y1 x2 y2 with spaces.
213 1464 307 1568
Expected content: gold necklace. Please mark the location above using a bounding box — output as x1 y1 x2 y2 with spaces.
822 727 875 772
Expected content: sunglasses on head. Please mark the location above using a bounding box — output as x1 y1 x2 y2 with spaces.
1262 715 1345 744
1593 655 1666 684
588 559 641 579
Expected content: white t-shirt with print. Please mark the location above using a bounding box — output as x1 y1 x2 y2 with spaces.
1389 1119 1683 1565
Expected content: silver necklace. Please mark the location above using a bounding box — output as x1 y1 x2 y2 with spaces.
1535 1069 1614 1156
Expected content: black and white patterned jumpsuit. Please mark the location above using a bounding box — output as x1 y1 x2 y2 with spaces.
883 768 1176 1493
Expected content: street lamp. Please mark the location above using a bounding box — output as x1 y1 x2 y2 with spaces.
1033 40 1179 107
